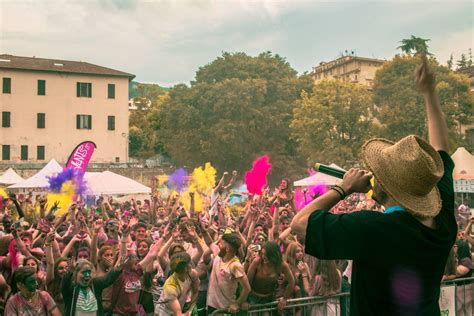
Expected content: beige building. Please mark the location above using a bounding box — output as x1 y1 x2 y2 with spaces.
0 54 134 164
312 55 385 88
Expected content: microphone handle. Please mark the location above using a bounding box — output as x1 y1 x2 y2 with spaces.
314 163 346 179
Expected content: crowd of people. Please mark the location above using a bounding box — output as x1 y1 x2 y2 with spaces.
0 170 471 315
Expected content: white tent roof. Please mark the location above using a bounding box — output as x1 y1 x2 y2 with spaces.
86 171 151 195
294 163 345 187
8 159 63 189
452 147 474 180
0 168 24 185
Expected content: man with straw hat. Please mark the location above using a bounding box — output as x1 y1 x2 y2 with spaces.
291 55 456 315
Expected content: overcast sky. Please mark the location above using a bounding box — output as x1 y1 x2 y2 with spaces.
1 0 472 86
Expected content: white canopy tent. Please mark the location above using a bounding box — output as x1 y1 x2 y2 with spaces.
451 147 474 193
0 168 24 185
85 171 151 195
8 159 63 191
294 163 345 187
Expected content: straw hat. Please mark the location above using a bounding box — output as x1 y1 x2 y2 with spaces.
361 135 444 218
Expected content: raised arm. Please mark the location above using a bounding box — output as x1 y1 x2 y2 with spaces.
90 219 103 267
45 232 56 287
223 170 238 191
291 168 371 239
8 193 25 219
415 55 449 152
215 172 229 192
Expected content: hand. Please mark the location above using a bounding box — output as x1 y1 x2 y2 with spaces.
240 302 250 311
297 260 306 273
223 171 229 177
189 191 195 198
228 303 239 313
93 219 103 234
340 168 372 195
8 192 16 201
121 224 131 237
415 55 436 94
51 201 60 210
46 231 56 245
277 297 287 312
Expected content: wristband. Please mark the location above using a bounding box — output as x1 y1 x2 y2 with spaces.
333 185 347 197
330 187 345 200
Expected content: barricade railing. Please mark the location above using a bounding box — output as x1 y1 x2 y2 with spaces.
209 277 474 316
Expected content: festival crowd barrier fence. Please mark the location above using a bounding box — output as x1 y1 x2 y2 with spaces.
209 277 474 316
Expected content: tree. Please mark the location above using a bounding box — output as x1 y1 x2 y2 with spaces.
128 83 168 158
290 80 374 168
398 35 431 55
373 55 473 149
152 52 308 178
447 54 454 70
457 54 468 70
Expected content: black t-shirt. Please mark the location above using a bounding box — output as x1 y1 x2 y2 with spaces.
305 151 456 316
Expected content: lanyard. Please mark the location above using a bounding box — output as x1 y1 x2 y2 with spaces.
384 205 405 214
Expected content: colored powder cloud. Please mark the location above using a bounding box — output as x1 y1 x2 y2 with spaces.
168 168 188 192
245 156 272 195
190 162 216 194
46 180 76 216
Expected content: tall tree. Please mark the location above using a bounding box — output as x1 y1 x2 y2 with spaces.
457 54 468 70
152 52 308 178
447 54 454 70
129 83 168 158
290 80 374 168
373 55 473 150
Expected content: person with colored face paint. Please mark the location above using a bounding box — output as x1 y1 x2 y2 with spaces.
5 266 61 315
62 258 125 316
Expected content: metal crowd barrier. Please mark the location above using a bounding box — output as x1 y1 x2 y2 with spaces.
209 277 474 316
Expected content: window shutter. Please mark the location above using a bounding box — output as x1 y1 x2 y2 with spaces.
38 80 46 95
88 83 92 97
76 115 80 129
88 115 92 129
77 82 80 97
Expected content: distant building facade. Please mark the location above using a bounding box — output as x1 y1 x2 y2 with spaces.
312 55 385 88
0 54 134 164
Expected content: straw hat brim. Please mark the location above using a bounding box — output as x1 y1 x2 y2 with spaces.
361 138 441 218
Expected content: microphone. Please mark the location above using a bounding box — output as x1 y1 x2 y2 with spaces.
314 163 346 179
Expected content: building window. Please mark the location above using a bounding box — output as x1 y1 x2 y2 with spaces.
2 112 10 127
21 145 28 161
76 114 92 130
108 84 115 99
115 157 120 163
2 145 10 161
37 80 46 95
37 146 45 160
76 82 92 97
107 116 115 130
2 78 11 94
37 113 46 128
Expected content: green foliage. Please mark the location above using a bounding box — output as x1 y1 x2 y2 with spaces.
290 80 374 168
128 83 168 158
457 54 468 70
372 55 473 150
152 52 307 177
398 35 431 55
